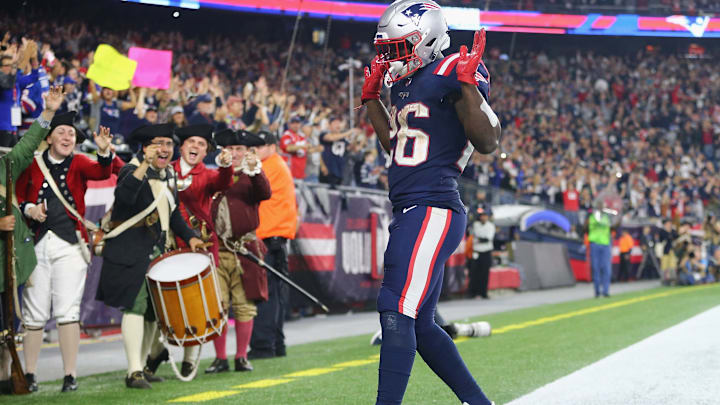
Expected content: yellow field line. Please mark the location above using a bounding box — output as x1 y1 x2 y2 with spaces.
492 284 717 335
168 284 717 403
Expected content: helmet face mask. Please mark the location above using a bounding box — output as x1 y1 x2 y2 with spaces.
375 31 423 82
375 0 450 83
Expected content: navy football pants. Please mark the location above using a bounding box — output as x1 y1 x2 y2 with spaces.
376 206 491 405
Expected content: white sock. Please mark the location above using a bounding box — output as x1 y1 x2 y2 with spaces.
148 325 165 360
58 322 80 377
22 328 44 374
121 314 144 376
183 345 199 363
141 321 156 361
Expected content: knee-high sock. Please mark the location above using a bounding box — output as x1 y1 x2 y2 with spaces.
213 328 228 360
235 320 253 359
121 314 144 376
148 325 165 359
376 311 416 405
22 328 44 374
58 322 80 377
416 322 490 405
183 345 199 363
0 345 10 380
141 321 154 361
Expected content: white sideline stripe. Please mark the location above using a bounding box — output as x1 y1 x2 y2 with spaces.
436 54 460 76
507 304 720 405
295 238 336 256
401 207 449 317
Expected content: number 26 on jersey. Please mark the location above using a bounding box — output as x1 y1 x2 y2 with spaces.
389 102 430 167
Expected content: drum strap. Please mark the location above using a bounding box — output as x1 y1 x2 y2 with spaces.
148 179 175 250
35 154 97 231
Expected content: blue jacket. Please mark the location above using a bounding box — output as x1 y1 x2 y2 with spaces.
0 70 38 131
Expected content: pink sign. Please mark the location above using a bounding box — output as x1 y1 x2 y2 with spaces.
128 47 173 89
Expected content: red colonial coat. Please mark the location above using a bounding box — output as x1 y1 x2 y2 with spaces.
172 159 233 263
210 169 272 301
16 151 113 242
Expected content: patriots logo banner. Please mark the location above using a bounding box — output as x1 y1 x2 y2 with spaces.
402 2 440 26
665 15 710 38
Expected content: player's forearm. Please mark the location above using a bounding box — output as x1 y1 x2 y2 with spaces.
365 99 391 153
457 83 500 154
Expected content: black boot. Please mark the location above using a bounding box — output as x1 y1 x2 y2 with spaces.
143 367 164 383
61 375 78 392
234 357 253 372
144 349 169 375
24 373 38 392
125 371 151 389
180 361 195 378
205 358 229 374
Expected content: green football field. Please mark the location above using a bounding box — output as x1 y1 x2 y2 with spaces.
19 284 720 404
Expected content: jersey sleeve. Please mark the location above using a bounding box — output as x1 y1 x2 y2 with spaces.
433 53 491 104
279 131 292 153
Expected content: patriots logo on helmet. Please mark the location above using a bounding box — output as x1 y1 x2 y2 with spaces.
402 3 440 26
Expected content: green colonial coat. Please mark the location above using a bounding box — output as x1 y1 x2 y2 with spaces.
0 120 49 293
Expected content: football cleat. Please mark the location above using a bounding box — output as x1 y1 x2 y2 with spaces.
470 321 492 337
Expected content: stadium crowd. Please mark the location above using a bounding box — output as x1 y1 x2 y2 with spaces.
465 49 720 224
2 9 720 224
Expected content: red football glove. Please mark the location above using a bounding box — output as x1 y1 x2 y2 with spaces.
456 29 486 86
361 56 388 103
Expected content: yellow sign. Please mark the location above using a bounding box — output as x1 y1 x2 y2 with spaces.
86 44 137 91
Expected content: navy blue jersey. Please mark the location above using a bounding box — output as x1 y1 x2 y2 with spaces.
321 132 349 179
387 53 490 213
100 100 121 135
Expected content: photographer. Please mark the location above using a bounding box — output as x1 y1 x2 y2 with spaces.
658 219 678 285
677 248 702 286
637 225 660 279
703 213 720 262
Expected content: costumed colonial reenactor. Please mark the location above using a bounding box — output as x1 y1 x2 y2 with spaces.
0 86 65 394
147 124 232 378
204 129 270 374
95 123 203 389
16 106 114 392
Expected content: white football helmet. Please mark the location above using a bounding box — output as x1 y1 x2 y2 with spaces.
375 0 451 83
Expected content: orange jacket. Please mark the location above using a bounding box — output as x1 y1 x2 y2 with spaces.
618 233 634 253
256 153 298 240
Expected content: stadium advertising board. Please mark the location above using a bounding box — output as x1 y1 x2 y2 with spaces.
123 0 720 38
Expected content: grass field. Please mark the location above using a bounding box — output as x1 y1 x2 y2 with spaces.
20 284 720 405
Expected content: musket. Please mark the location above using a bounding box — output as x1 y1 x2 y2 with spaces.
233 241 329 313
3 158 30 394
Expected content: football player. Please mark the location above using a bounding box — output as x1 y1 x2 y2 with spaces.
362 1 501 404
